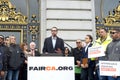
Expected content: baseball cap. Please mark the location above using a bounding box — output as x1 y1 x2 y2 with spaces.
0 35 4 39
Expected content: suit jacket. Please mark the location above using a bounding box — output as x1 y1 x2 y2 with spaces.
34 51 41 56
83 43 92 58
82 43 95 67
42 36 64 53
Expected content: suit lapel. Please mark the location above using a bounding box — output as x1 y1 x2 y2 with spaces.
54 37 58 49
85 43 92 53
50 37 54 49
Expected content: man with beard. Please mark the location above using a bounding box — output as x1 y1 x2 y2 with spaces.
106 29 120 80
93 28 112 80
42 27 64 54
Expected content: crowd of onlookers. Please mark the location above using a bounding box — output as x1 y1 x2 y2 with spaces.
0 35 41 80
0 27 120 80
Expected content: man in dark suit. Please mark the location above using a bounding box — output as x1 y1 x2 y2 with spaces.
81 35 95 80
42 27 64 54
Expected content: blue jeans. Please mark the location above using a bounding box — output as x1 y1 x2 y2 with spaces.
7 70 19 80
96 68 108 80
108 76 120 80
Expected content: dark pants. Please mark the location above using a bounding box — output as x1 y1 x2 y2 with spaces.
108 76 120 80
81 61 95 80
75 73 81 80
19 64 27 80
81 68 95 80
96 67 108 80
21 69 27 80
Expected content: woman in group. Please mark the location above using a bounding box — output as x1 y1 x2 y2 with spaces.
63 47 71 57
19 42 30 80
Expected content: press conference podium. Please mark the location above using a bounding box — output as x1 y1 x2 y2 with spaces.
28 55 75 80
41 53 81 74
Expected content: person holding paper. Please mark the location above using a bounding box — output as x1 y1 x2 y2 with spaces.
81 35 95 80
93 28 112 80
106 29 120 80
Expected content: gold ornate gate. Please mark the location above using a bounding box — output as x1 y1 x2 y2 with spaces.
0 0 40 46
0 0 27 43
96 2 120 37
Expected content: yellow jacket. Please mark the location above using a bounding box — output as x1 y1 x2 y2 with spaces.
93 34 112 51
91 34 112 60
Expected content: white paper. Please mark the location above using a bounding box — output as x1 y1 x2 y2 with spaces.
99 61 120 76
88 46 105 58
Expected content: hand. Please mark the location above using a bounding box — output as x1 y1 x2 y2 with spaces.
45 52 48 54
112 75 117 78
0 71 5 77
76 61 81 67
28 52 33 56
81 64 88 68
84 64 88 68
81 64 85 68
95 57 98 60
25 60 28 64
55 48 62 53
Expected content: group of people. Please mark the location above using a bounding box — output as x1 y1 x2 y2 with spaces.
0 35 40 80
43 27 120 80
0 26 120 80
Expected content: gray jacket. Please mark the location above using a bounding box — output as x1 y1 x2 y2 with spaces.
8 44 24 70
106 39 120 61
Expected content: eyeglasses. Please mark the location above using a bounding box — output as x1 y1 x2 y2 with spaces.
85 38 89 39
76 42 81 44
51 30 57 32
110 31 118 34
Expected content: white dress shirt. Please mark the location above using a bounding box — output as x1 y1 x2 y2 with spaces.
52 37 57 48
85 42 91 52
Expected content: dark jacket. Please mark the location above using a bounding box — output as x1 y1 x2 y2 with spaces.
82 43 95 67
22 50 41 70
0 44 9 71
72 47 84 65
8 44 24 70
34 50 41 56
82 43 93 59
43 36 64 53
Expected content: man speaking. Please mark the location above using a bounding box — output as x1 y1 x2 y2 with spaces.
42 27 64 54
